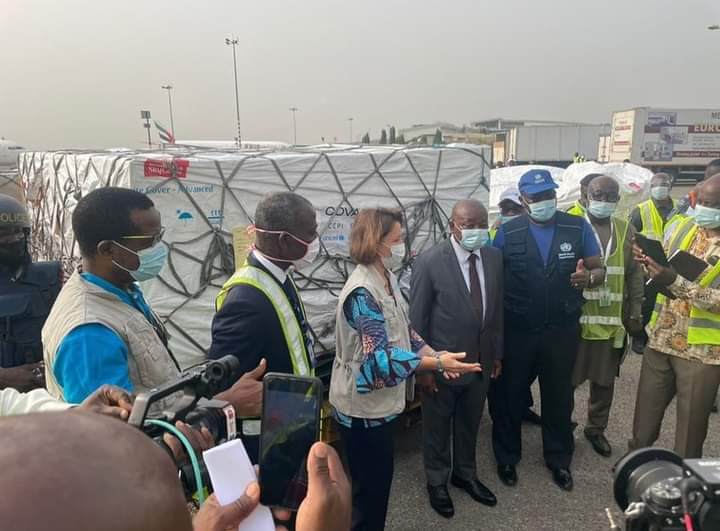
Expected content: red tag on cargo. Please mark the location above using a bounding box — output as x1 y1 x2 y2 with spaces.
143 159 189 178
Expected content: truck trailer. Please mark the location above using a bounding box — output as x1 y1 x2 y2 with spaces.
490 124 609 168
608 107 720 181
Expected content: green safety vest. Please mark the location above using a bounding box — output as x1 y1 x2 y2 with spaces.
567 201 586 217
215 264 313 376
649 217 720 345
580 217 628 342
638 199 675 241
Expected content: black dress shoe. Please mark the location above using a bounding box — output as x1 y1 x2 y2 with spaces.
427 484 454 518
451 476 497 506
522 408 542 425
497 464 517 487
548 466 573 491
584 430 612 457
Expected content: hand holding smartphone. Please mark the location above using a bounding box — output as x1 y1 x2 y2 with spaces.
258 373 323 511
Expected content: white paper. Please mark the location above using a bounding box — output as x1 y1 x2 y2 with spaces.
203 439 275 531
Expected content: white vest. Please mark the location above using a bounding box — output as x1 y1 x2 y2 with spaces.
329 264 412 420
42 272 179 401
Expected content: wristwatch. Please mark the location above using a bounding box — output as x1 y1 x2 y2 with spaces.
588 270 595 287
436 356 444 374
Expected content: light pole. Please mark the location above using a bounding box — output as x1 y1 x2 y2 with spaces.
289 107 298 145
161 84 175 138
225 37 242 148
140 110 152 148
347 117 354 143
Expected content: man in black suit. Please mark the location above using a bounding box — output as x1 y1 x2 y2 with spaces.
209 192 318 459
410 199 503 519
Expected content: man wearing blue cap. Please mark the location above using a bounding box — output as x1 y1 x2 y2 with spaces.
491 169 604 492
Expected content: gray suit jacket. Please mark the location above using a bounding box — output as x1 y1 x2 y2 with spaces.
409 239 504 386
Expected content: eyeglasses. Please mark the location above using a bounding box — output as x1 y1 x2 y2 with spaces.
120 227 165 246
589 192 620 202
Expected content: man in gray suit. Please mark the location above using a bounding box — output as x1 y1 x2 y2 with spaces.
410 199 503 519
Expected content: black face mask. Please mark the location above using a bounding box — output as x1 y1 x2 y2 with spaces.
0 240 27 269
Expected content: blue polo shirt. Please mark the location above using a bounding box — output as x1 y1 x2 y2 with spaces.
53 273 155 403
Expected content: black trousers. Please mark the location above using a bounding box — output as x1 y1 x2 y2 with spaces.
338 418 396 531
422 375 489 486
492 324 580 469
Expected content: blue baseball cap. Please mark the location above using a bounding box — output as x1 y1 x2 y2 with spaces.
518 169 559 195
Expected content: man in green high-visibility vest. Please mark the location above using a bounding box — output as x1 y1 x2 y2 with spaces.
629 173 720 458
629 173 675 354
571 176 643 458
209 192 318 460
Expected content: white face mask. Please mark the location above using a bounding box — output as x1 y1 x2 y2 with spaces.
293 236 320 270
381 243 405 270
252 227 320 270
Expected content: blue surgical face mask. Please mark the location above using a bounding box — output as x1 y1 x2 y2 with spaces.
113 241 169 281
693 205 720 229
500 214 520 224
587 200 618 219
651 186 670 200
458 228 489 251
527 198 557 222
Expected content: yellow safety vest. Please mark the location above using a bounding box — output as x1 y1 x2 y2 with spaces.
216 265 313 376
638 199 675 241
580 217 628 342
567 201 586 217
649 217 720 345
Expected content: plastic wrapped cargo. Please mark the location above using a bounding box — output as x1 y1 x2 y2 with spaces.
486 162 652 222
19 145 491 369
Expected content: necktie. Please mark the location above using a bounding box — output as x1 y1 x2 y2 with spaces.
282 278 315 366
468 254 484 322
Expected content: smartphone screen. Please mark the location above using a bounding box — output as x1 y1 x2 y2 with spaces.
259 374 322 510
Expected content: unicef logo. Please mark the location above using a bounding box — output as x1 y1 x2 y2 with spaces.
560 242 572 252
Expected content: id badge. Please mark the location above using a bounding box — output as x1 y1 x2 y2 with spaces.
598 286 612 307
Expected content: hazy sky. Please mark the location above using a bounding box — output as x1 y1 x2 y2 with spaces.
2 0 719 150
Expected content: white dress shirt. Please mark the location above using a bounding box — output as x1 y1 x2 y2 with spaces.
0 387 72 416
450 236 487 320
252 249 288 284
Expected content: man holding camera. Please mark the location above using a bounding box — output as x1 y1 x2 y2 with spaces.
630 173 720 458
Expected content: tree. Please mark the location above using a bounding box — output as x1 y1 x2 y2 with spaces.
361 132 370 144
389 126 396 144
433 128 443 145
380 129 388 145
397 133 406 144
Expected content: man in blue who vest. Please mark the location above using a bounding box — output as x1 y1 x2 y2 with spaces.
491 169 604 492
209 192 318 458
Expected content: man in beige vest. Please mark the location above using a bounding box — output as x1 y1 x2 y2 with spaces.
42 187 263 418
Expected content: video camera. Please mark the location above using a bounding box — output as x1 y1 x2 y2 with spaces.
128 355 242 498
612 448 720 530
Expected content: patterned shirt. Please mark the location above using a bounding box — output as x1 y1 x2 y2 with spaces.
333 287 424 429
648 227 720 365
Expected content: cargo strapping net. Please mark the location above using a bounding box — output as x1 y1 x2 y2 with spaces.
18 144 491 374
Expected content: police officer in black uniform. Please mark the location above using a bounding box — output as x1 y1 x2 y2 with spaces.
0 194 61 391
490 170 604 492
